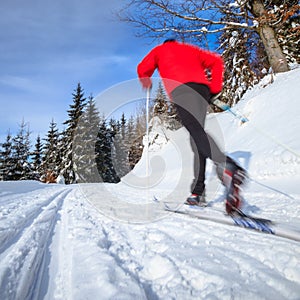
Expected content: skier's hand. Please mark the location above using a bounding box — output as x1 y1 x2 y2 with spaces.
140 77 152 90
210 92 221 104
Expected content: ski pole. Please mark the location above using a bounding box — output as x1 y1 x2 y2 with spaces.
146 88 150 179
249 177 295 200
213 99 248 123
213 99 300 158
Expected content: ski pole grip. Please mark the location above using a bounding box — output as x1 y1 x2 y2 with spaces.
213 99 231 111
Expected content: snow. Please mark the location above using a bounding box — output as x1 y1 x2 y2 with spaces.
1 68 300 299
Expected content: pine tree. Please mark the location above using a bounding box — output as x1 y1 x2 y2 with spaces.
61 83 87 184
42 119 60 180
127 116 141 170
95 120 119 183
153 82 168 116
131 112 147 170
73 95 101 183
56 131 67 180
11 120 32 180
120 113 127 139
31 135 43 180
111 113 131 179
153 82 180 130
0 131 13 181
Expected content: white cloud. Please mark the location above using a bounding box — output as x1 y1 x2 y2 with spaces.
0 75 45 93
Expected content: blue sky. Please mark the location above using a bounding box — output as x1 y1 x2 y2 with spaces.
0 0 156 143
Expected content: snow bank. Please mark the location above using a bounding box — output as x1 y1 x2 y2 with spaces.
206 68 300 192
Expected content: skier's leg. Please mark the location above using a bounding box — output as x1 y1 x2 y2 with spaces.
172 83 226 205
173 84 248 211
216 157 248 214
190 136 206 196
172 83 246 211
172 84 225 163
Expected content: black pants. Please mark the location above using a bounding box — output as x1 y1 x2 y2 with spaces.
172 83 226 195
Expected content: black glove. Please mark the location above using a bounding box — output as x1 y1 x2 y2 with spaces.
210 92 221 104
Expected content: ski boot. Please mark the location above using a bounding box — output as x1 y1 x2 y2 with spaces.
185 192 206 207
216 157 248 215
225 169 245 215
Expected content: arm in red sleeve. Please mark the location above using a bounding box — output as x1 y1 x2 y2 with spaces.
137 47 158 89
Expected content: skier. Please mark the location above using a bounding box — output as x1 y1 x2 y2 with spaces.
137 39 247 214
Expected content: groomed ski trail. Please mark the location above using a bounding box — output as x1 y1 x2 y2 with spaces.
1 182 300 299
0 185 71 300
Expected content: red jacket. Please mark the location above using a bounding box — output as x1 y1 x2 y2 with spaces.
137 41 224 96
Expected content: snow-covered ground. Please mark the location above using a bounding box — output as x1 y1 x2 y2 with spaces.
1 68 300 299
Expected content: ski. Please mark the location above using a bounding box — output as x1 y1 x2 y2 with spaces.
228 206 273 224
154 196 272 224
165 203 274 233
158 200 300 242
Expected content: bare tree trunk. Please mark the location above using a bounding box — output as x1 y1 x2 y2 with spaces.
251 0 289 73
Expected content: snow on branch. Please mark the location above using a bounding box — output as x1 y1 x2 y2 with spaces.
121 0 255 37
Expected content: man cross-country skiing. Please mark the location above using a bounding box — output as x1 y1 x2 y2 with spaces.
137 39 247 214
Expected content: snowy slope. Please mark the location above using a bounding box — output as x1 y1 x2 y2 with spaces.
1 68 300 299
209 68 300 190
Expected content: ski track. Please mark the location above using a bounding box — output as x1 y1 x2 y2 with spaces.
1 183 300 299
55 187 300 299
42 186 147 300
0 187 69 256
0 186 71 300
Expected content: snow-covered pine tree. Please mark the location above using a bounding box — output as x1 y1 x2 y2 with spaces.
42 119 60 181
73 95 101 183
56 130 67 181
0 131 14 181
95 120 119 183
129 109 148 170
61 83 87 184
111 113 132 179
31 135 43 180
127 116 142 170
218 15 258 106
11 120 32 180
153 81 181 130
153 82 168 117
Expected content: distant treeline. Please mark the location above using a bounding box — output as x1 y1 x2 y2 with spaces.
0 82 178 184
